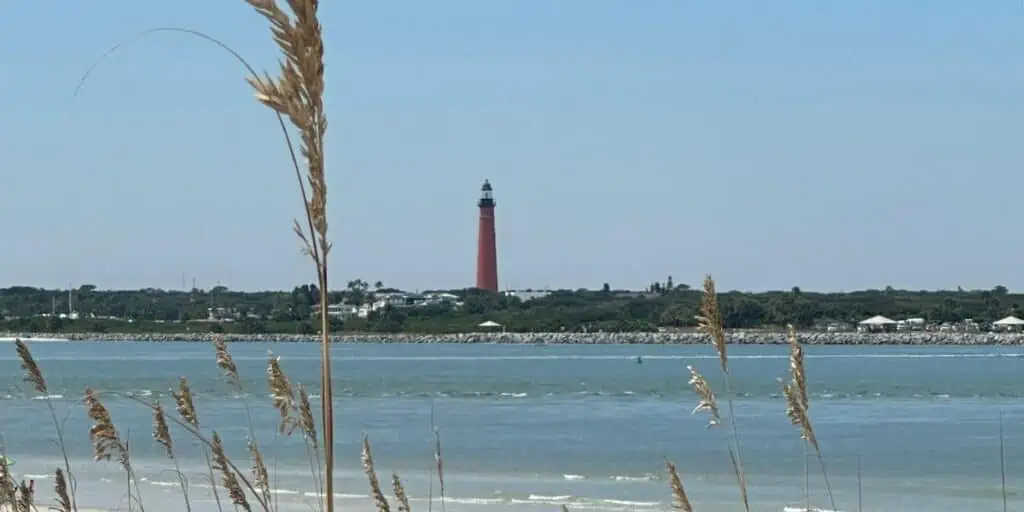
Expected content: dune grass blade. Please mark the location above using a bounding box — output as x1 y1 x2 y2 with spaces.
665 460 693 512
784 326 835 512
241 2 333 510
14 339 79 512
152 403 191 512
695 276 749 512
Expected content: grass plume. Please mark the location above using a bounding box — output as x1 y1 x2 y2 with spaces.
14 339 78 511
687 365 721 428
152 403 192 512
694 275 749 512
55 468 72 512
171 377 224 512
211 432 251 512
84 388 144 511
242 2 334 509
392 473 412 512
782 324 835 511
665 461 693 512
362 436 391 512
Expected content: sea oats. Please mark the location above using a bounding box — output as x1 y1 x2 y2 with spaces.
296 383 318 445
665 461 693 512
152 403 174 457
696 275 728 374
14 339 47 394
248 438 271 503
244 0 331 507
687 365 721 428
392 473 411 512
211 431 250 512
213 336 240 385
787 324 808 411
54 468 72 512
171 377 199 428
267 354 296 433
84 388 127 468
783 382 819 452
362 436 391 512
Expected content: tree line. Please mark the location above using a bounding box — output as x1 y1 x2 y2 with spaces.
0 281 1020 334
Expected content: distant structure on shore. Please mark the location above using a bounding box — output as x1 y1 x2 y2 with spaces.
476 179 499 292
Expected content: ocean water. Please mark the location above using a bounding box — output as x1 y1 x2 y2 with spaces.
2 341 1024 512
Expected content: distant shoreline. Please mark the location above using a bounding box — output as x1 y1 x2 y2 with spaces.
4 331 1024 345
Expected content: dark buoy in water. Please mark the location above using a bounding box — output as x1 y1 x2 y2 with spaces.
636 355 643 364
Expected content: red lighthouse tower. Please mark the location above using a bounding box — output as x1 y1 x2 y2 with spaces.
476 180 499 292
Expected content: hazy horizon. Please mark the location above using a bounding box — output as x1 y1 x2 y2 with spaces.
2 1 1022 292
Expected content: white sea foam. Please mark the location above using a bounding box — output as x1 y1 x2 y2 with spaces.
563 473 586 480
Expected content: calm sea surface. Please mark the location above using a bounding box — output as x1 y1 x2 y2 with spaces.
2 341 1024 511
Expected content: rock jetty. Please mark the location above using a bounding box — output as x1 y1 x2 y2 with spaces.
4 331 1024 345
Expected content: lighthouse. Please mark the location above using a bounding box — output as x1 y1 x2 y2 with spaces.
476 180 499 292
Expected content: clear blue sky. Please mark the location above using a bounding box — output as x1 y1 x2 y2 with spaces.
1 1 1022 293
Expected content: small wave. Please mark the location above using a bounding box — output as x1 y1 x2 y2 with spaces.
22 474 49 480
528 494 573 501
31 394 63 400
612 474 658 482
783 507 844 512
600 499 662 507
438 497 505 505
302 492 370 499
563 474 586 481
499 392 528 398
147 480 178 487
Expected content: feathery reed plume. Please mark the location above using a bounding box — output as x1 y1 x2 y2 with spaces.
694 276 748 512
153 403 192 512
171 377 199 428
213 336 240 387
787 326 808 411
267 355 296 433
392 473 411 512
14 340 46 394
783 382 817 447
362 436 391 512
84 388 144 511
696 276 728 374
248 439 271 506
296 384 318 445
211 432 251 512
55 468 72 512
152 404 173 457
242 1 334 508
171 377 223 512
14 339 78 511
665 461 693 512
687 365 720 428
84 388 126 466
783 326 835 511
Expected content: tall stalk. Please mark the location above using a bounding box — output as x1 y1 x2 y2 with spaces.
242 1 333 509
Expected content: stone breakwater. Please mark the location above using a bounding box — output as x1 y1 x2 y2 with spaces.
6 331 1024 345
